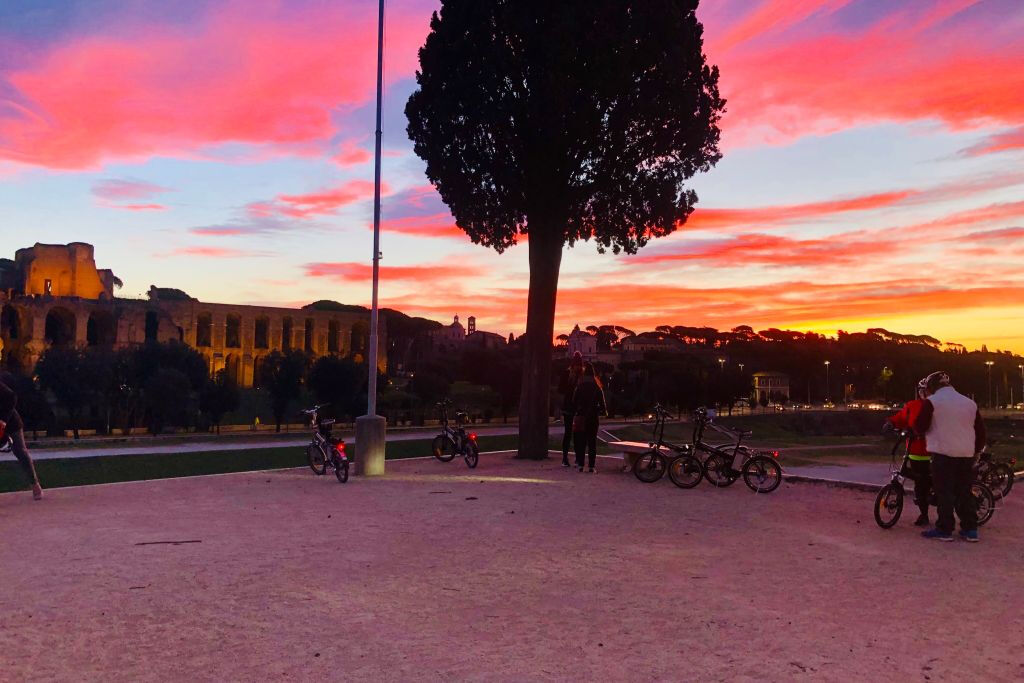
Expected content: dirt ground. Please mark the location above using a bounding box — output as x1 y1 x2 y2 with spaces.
1 453 1021 682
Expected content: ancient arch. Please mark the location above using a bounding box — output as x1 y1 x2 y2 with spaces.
196 313 213 347
327 319 340 354
351 320 369 357
144 310 159 342
1 304 22 341
44 306 77 348
86 309 116 347
226 314 242 349
254 316 270 349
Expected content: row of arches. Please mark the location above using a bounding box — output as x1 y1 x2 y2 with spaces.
1 304 165 351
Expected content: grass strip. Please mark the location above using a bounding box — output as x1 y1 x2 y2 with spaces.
0 434 522 493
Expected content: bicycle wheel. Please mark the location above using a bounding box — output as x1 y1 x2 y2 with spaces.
432 434 456 462
334 457 350 483
634 450 667 483
703 453 737 487
464 441 479 469
307 444 327 475
667 454 704 489
986 464 1014 500
873 483 904 529
742 456 782 493
973 482 996 526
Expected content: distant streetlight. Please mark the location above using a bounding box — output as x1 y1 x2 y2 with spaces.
1019 364 1023 409
824 360 831 403
717 357 726 371
738 363 744 372
985 360 994 408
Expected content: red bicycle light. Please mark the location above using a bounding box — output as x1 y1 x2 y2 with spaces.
771 450 780 458
469 433 477 441
337 442 346 451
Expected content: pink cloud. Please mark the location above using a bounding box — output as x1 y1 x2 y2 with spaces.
167 246 266 258
304 261 483 283
117 203 167 211
276 180 379 218
0 2 426 169
334 140 372 167
92 178 171 201
704 2 1024 147
959 127 1024 157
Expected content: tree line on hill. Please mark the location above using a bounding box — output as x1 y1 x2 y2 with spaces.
3 321 1020 439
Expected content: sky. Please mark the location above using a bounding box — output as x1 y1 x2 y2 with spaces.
2 0 1023 352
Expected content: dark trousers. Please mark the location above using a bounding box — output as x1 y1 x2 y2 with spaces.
930 454 977 534
9 429 39 486
909 458 932 516
574 416 598 469
561 411 575 463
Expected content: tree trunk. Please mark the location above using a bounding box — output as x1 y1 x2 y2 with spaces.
516 231 563 459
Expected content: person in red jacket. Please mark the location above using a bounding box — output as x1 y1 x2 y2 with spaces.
887 381 931 526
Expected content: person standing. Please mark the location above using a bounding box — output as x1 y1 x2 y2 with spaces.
0 376 43 501
912 371 985 542
558 352 584 467
887 380 932 526
572 362 606 473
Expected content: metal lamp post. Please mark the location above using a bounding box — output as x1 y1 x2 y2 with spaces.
824 360 831 405
985 360 994 409
355 0 387 476
1019 364 1023 409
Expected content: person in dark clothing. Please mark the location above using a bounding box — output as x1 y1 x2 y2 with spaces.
572 362 606 473
911 371 986 542
0 377 43 500
558 352 584 467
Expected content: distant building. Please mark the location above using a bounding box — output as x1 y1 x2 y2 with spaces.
620 334 687 360
427 314 507 352
566 324 597 361
0 243 384 387
753 371 790 404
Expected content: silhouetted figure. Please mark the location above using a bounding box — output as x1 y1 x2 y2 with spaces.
0 377 43 501
573 363 607 473
558 352 584 467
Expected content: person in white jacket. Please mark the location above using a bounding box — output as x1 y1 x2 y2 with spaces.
911 371 986 542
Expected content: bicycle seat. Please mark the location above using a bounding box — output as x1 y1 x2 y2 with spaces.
734 428 752 437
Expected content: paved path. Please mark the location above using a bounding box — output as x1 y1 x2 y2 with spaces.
10 422 642 461
1 454 1020 680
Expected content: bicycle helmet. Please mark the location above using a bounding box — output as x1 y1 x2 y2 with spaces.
920 371 951 395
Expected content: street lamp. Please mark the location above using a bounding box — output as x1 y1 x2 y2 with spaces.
985 360 994 409
824 360 831 404
1019 364 1023 409
355 0 388 476
717 357 726 371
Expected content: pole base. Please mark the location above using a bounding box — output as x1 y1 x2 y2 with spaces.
355 414 387 476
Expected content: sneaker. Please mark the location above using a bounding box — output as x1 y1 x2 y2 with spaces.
588 467 596 474
578 466 584 472
921 528 953 542
32 483 43 501
958 529 980 543
561 460 570 468
913 514 929 527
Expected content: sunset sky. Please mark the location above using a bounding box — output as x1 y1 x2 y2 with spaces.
2 0 1023 352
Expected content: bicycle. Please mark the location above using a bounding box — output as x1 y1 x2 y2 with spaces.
633 404 705 488
692 407 783 493
874 428 995 529
301 404 349 483
974 437 1015 500
431 399 479 469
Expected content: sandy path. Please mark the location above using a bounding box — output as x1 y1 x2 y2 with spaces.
1 455 1021 681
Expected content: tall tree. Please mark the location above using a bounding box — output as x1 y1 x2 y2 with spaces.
259 350 310 432
407 1 724 457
